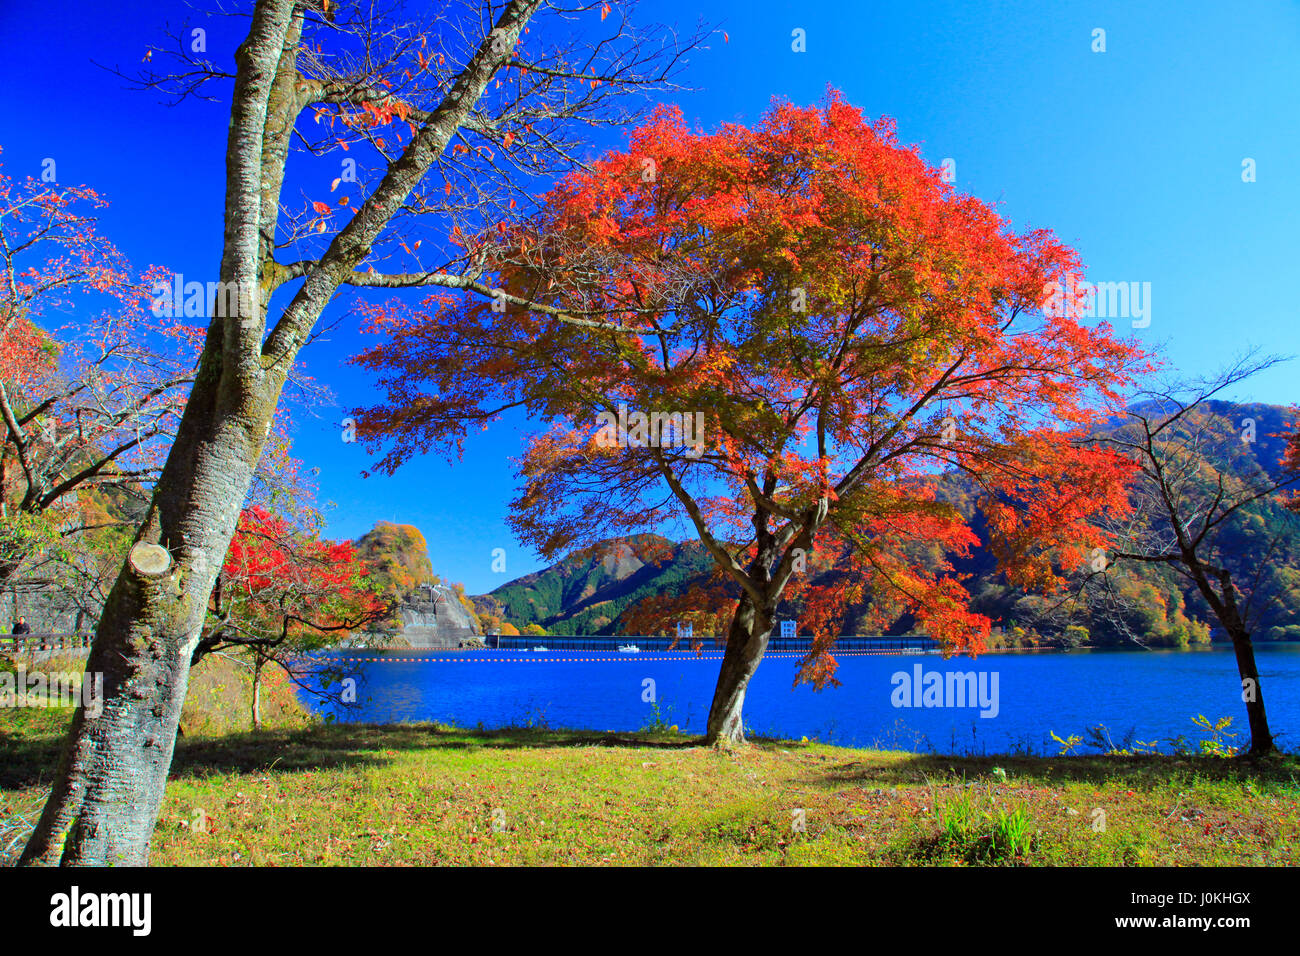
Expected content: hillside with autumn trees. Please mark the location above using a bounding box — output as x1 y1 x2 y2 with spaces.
477 400 1300 647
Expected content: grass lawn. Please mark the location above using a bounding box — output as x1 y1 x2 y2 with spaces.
3 707 1297 866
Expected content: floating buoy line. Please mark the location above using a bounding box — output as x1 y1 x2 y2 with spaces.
301 649 933 665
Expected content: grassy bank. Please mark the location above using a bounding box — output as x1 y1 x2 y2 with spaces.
3 701 1297 865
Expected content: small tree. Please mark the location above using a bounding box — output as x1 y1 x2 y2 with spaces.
197 504 389 729
1083 355 1300 755
0 156 198 592
353 94 1146 745
620 578 735 647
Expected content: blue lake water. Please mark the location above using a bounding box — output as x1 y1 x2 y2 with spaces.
302 644 1300 755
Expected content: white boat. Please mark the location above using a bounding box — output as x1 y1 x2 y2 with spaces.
618 643 640 653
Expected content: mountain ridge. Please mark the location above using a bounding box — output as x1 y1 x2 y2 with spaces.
467 401 1300 645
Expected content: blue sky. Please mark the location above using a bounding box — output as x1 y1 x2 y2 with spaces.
1 0 1297 593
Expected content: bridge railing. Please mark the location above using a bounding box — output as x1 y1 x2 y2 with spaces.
0 632 93 654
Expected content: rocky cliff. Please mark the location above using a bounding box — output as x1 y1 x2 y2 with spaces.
349 521 483 647
395 584 482 647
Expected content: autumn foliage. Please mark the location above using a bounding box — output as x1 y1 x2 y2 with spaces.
207 505 386 656
0 151 208 601
352 92 1147 730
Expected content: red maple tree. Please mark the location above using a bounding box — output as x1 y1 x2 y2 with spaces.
353 91 1148 745
201 504 388 728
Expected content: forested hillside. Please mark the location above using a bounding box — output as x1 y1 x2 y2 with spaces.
483 534 715 636
477 402 1300 646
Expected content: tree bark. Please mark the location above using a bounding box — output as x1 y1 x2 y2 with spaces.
19 363 280 865
1184 562 1275 756
1226 625 1273 755
1222 616 1274 759
251 652 263 731
1215 569 1274 756
18 0 539 866
18 0 299 865
704 595 772 747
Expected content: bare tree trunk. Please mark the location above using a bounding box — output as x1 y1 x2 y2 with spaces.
1227 627 1273 755
17 0 603 865
19 350 280 865
704 596 772 747
18 0 300 865
1215 569 1275 756
251 652 263 731
1188 565 1275 757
